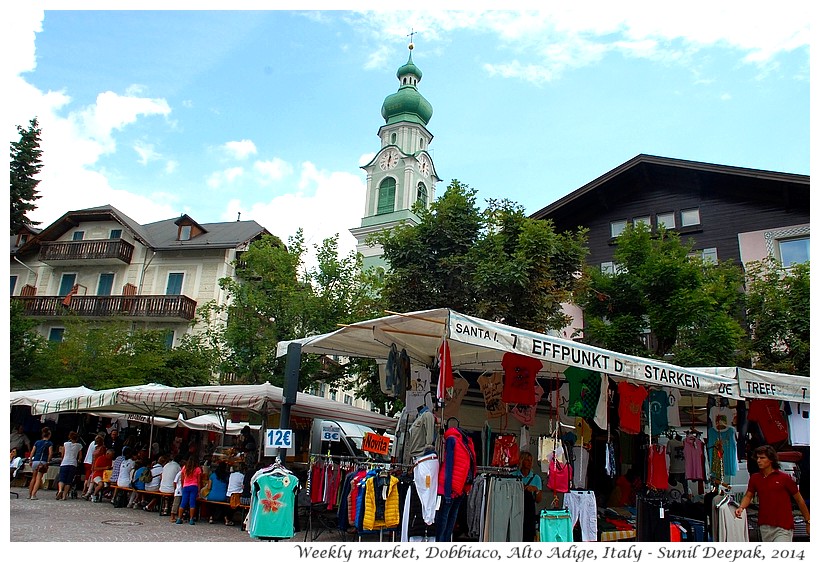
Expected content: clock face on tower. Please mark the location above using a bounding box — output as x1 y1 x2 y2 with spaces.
418 155 431 177
379 150 399 171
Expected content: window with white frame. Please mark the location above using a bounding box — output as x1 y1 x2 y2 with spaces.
97 273 114 296
657 212 676 229
58 273 77 296
680 208 701 227
344 395 353 405
610 220 628 238
634 216 651 229
11 275 17 295
110 229 122 239
778 237 809 267
48 327 65 342
72 231 85 241
600 262 625 275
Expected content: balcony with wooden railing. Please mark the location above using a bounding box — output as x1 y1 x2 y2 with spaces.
38 239 134 265
12 294 197 322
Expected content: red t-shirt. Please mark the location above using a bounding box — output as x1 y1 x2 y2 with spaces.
747 470 799 529
500 353 542 405
618 381 649 434
92 454 111 479
747 399 789 444
647 444 669 490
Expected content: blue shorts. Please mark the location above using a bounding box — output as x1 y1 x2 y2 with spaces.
180 485 199 509
59 464 77 484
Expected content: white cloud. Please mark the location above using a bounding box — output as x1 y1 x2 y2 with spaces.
206 167 245 189
223 162 365 271
351 6 809 82
133 141 162 165
720 93 732 101
223 139 257 160
73 91 171 153
253 157 293 182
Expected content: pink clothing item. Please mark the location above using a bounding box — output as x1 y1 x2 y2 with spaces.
647 444 669 490
181 466 202 488
547 459 573 493
683 435 705 481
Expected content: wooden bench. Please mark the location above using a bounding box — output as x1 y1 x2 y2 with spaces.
197 497 250 524
107 485 173 514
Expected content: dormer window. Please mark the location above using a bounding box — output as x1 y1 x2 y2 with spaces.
73 231 85 241
174 213 207 241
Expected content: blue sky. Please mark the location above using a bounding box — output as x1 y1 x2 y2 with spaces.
6 4 811 262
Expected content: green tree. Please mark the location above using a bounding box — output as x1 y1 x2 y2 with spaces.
744 257 809 375
216 231 385 391
36 318 214 390
10 117 43 233
575 224 746 366
9 300 48 390
376 180 588 332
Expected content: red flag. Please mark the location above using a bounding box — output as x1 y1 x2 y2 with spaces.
62 284 79 306
437 340 453 401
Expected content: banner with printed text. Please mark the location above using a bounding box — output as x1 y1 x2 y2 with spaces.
738 368 810 403
447 310 740 398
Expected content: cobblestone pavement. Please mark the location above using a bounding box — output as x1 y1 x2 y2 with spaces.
9 485 369 543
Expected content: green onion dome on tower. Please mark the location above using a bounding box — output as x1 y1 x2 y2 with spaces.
381 47 433 127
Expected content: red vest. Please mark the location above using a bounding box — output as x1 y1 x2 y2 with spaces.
438 427 477 498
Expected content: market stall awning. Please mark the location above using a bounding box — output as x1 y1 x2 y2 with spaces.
114 382 397 430
10 386 95 408
277 308 741 398
737 367 810 403
29 383 204 419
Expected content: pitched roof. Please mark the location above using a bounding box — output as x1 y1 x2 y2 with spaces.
11 204 270 257
530 154 809 220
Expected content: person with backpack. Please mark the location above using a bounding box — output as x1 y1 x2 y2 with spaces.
28 427 53 500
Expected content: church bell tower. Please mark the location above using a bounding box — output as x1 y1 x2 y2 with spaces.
350 42 440 271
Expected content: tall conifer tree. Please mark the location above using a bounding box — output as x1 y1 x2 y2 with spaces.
10 117 43 233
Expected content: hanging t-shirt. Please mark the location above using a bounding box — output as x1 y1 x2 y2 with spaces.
443 377 470 420
709 405 735 432
666 388 682 428
707 427 737 477
647 444 669 490
617 381 649 435
563 367 602 419
784 402 810 446
510 384 544 426
248 469 299 540
645 389 669 435
501 353 542 405
574 418 592 447
477 372 507 419
683 435 705 481
667 437 686 475
747 399 789 444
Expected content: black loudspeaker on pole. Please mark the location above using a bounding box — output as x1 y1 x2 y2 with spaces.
279 342 301 462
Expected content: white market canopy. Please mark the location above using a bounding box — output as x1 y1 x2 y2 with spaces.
29 382 395 430
29 383 205 419
277 308 741 399
99 412 261 435
10 386 95 407
694 366 810 403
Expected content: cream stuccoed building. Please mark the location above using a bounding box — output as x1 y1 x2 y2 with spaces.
350 44 441 271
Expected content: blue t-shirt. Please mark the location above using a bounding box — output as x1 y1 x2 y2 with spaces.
207 472 229 502
513 469 542 491
31 439 53 463
133 467 147 490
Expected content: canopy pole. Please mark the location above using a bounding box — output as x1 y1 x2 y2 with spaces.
148 414 154 458
279 342 302 463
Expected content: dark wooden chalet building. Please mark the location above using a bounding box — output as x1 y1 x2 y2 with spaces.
531 154 810 274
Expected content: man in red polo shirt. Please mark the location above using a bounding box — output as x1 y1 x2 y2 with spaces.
735 445 810 542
